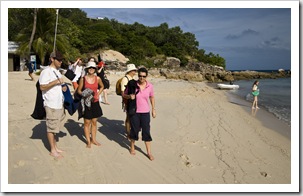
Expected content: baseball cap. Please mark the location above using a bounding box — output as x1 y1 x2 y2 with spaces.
50 51 64 61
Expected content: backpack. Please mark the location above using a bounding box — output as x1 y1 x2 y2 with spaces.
115 76 129 96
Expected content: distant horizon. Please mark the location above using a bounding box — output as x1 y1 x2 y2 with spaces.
229 68 291 71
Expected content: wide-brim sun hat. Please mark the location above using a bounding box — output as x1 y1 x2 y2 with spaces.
85 61 97 70
126 63 137 73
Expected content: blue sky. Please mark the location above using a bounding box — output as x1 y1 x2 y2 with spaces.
81 8 291 71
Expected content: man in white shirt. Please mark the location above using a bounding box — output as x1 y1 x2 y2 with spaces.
39 51 66 159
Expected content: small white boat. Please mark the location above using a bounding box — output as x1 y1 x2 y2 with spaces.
217 83 239 90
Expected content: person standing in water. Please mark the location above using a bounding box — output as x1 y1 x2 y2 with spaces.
251 80 260 109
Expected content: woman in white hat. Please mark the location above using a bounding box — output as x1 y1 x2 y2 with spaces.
77 61 104 148
121 64 137 139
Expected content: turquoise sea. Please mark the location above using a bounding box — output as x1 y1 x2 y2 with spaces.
225 77 291 126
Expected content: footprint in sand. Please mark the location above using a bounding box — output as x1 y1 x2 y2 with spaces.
13 160 26 168
180 153 193 168
11 143 28 150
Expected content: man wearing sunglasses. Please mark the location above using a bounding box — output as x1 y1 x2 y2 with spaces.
39 50 66 159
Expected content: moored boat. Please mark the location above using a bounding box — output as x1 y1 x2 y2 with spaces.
217 83 239 90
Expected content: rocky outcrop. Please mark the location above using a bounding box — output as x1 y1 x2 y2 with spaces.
159 61 290 82
163 57 181 68
96 50 290 82
232 70 291 80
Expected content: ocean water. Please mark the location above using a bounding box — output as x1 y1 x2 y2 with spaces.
226 77 291 126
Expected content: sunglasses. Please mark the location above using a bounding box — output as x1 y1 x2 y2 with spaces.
139 75 147 78
55 58 63 63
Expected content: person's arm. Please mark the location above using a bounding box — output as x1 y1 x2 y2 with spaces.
97 77 104 96
97 67 102 74
40 79 61 91
77 77 84 96
121 77 128 98
150 96 156 118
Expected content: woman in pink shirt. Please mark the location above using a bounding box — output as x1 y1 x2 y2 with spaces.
124 67 156 160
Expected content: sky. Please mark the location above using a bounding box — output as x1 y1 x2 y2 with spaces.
81 7 292 71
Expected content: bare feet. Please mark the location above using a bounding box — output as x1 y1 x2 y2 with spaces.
147 154 154 161
86 143 91 148
92 141 101 146
55 148 64 153
50 152 63 159
130 149 136 155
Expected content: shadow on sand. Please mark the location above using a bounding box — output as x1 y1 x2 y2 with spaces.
64 119 86 145
98 117 147 156
30 120 67 152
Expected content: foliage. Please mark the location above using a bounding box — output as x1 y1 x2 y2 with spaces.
9 8 226 68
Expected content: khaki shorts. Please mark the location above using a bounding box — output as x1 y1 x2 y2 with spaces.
45 106 65 133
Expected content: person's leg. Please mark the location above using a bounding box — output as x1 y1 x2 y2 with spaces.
84 119 92 148
130 140 136 155
29 71 35 81
48 132 63 158
144 141 154 161
103 89 110 104
252 96 256 108
141 113 154 160
125 114 130 139
55 108 65 153
45 107 63 158
91 118 101 146
129 113 140 154
255 96 259 109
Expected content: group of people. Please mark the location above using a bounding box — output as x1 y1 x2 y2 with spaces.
68 56 110 105
38 51 156 161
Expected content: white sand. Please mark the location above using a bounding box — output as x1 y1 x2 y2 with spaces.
5 71 292 192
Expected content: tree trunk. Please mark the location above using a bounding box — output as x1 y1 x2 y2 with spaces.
28 8 38 59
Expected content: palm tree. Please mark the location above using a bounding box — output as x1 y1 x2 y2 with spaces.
28 8 38 59
16 8 71 65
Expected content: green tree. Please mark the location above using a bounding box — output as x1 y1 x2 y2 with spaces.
8 8 33 41
15 8 74 65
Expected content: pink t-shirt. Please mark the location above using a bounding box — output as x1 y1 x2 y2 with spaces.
136 81 154 113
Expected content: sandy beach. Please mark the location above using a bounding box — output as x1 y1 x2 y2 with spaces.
4 71 294 191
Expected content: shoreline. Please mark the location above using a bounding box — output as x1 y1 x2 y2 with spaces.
206 82 291 139
224 91 291 139
5 71 291 188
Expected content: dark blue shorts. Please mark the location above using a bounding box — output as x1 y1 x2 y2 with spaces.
129 113 152 141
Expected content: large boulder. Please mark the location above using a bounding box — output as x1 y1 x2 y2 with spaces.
163 57 181 68
99 49 129 64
